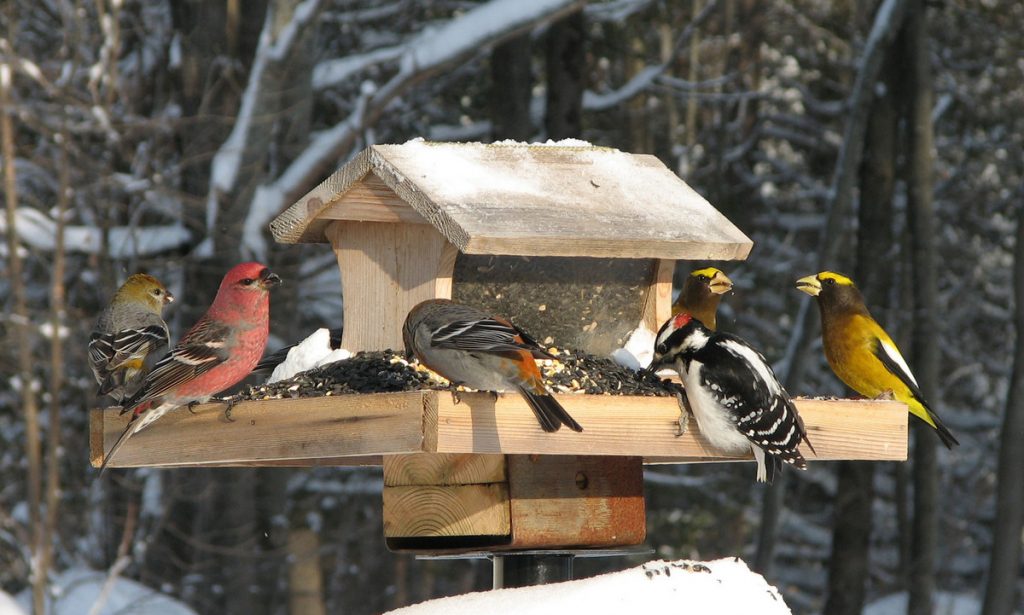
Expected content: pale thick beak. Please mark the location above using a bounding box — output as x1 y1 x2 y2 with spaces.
163 291 175 305
708 271 733 295
795 275 821 297
259 269 282 289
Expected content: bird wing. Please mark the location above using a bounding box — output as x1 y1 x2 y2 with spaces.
871 333 926 400
106 325 170 370
121 319 232 412
698 336 810 455
699 338 782 423
429 317 552 358
88 332 115 383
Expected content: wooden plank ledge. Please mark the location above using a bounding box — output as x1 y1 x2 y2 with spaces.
91 392 908 468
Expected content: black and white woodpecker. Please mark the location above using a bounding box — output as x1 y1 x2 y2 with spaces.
649 313 814 483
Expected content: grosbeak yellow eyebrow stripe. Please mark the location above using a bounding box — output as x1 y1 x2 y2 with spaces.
796 271 958 448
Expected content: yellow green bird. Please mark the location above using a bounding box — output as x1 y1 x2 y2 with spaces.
672 267 733 331
796 271 958 449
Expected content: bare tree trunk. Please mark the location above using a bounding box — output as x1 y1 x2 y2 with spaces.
757 0 911 574
289 529 326 615
544 10 585 140
903 2 939 613
490 33 534 141
822 40 899 614
982 195 1024 615
39 127 71 614
2 62 45 615
773 0 912 390
684 0 701 149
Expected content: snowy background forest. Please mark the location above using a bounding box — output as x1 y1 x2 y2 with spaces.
1 0 1022 613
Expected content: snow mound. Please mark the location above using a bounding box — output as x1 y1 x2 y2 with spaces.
16 567 197 615
384 558 791 615
268 328 352 384
610 325 656 371
0 590 25 615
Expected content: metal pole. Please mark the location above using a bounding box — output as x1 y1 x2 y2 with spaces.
492 553 574 589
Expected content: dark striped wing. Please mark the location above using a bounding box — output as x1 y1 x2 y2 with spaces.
88 332 115 384
871 335 928 403
429 318 553 359
121 319 231 412
696 335 810 463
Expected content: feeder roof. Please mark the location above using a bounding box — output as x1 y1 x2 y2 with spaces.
270 140 753 260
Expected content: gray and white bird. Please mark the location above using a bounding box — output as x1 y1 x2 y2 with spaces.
649 312 814 483
89 273 174 402
403 299 583 433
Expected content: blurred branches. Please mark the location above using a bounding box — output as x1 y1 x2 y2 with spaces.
0 0 1020 613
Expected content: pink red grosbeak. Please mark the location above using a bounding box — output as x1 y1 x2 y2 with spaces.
101 263 280 471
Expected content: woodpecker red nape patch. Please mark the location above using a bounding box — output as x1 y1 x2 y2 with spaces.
672 313 692 329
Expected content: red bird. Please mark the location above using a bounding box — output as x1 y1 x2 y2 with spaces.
100 263 281 472
403 299 583 433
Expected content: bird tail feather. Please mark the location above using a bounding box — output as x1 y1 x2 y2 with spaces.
912 399 959 449
926 409 959 449
517 386 583 433
99 419 139 477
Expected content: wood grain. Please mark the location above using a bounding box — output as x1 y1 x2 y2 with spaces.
507 455 645 548
91 392 430 468
429 393 908 463
91 392 907 468
318 173 428 224
270 142 754 260
326 220 454 353
383 453 506 487
382 484 511 538
641 258 675 333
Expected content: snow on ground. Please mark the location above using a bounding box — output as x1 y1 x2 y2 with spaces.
268 328 352 383
0 590 25 615
16 567 197 615
384 558 791 615
864 591 991 615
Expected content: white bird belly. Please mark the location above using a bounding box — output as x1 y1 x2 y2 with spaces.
683 360 752 454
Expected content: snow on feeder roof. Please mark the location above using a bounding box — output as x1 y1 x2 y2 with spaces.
269 139 753 260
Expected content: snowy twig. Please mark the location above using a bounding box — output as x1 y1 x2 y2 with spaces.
312 44 406 90
206 0 325 235
240 0 584 259
1 207 191 257
2 61 46 615
582 0 720 112
88 501 138 615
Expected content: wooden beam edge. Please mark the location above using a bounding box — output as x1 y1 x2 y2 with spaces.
93 391 431 469
433 394 908 461
90 392 908 468
459 235 754 260
269 149 372 244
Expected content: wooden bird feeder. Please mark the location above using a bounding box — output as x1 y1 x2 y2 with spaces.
91 141 907 558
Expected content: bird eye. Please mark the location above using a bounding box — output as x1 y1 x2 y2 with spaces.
656 343 668 355
697 275 708 282
823 278 836 286
240 278 254 286
152 289 162 296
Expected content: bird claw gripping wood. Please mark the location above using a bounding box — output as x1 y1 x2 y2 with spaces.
186 401 201 415
674 391 692 437
220 394 243 422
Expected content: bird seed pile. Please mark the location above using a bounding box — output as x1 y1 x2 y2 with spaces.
236 348 681 402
